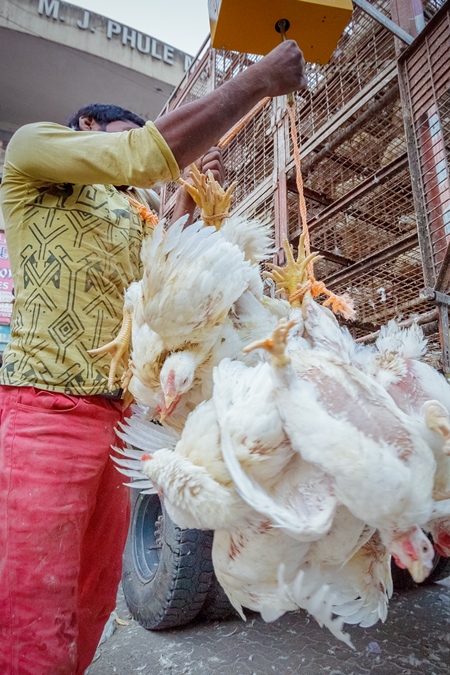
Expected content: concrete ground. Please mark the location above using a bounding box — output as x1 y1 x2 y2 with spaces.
88 580 450 675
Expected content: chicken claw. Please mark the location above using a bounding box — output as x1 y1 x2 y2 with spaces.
178 163 236 231
264 235 322 307
423 400 450 455
121 359 134 391
433 490 450 501
243 319 297 368
88 306 132 391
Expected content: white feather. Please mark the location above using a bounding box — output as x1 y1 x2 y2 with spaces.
219 215 275 264
376 320 428 359
140 219 252 341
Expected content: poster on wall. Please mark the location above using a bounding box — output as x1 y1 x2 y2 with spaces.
0 232 13 349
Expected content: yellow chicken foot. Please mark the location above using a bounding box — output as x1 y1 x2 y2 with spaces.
178 163 236 231
243 318 297 368
423 400 450 455
288 280 313 305
264 236 322 308
121 359 134 391
433 490 450 501
88 306 132 391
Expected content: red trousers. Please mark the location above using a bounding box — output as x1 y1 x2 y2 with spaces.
0 386 130 674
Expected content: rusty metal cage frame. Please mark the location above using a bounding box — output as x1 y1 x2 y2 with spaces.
398 1 450 369
159 0 447 369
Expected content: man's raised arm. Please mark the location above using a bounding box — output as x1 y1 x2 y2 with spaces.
154 40 307 171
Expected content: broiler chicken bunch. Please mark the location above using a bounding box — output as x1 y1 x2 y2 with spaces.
98 168 450 647
91 166 280 432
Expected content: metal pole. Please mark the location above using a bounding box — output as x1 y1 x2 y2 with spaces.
352 0 414 45
439 303 450 374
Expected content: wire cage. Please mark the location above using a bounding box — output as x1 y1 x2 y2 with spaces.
399 3 450 284
159 0 448 368
398 0 450 368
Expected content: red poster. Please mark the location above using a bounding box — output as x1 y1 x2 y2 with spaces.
0 233 13 325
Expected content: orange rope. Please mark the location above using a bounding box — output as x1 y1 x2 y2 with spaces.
286 101 312 275
122 193 159 229
217 97 272 149
285 99 355 321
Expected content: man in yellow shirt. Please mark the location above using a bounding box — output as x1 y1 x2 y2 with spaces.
0 40 306 674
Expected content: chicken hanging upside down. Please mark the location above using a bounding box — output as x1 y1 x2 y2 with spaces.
88 165 278 428
105 167 450 647
116 314 442 644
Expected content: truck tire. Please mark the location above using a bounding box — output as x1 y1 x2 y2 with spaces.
197 575 238 622
122 491 215 630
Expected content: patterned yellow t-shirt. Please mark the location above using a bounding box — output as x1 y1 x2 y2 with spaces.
0 121 179 394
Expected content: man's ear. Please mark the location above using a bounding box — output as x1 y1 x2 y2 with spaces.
78 115 100 131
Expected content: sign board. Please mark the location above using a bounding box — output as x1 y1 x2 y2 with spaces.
0 233 14 325
37 0 193 71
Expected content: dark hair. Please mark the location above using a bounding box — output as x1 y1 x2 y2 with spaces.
67 103 146 130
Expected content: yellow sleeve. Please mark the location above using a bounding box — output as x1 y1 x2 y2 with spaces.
4 121 180 188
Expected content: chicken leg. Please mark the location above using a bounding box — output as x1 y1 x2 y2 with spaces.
243 318 297 368
178 163 236 231
423 400 450 455
88 305 132 391
264 236 322 308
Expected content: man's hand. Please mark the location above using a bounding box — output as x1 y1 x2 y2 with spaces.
198 147 225 185
254 40 308 98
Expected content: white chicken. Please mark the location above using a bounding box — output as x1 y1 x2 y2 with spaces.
92 215 255 427
152 212 279 414
365 320 450 557
241 315 436 582
109 183 449 648
116 367 381 645
290 274 450 566
212 359 338 542
211 509 371 647
304 311 450 558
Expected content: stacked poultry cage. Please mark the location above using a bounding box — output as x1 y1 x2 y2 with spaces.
159 0 448 369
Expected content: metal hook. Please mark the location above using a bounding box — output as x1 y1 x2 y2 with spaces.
275 19 294 106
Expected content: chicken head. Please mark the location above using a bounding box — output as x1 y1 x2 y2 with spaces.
159 351 198 418
386 526 434 583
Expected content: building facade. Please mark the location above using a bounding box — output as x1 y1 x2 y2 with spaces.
0 0 194 174
0 0 195 347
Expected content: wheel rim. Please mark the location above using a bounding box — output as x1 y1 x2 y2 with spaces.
133 494 163 584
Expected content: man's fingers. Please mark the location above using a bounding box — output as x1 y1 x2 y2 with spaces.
202 147 221 162
257 40 308 98
201 146 225 185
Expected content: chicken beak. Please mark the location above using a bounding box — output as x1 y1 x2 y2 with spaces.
162 393 181 418
164 393 178 410
407 560 431 583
